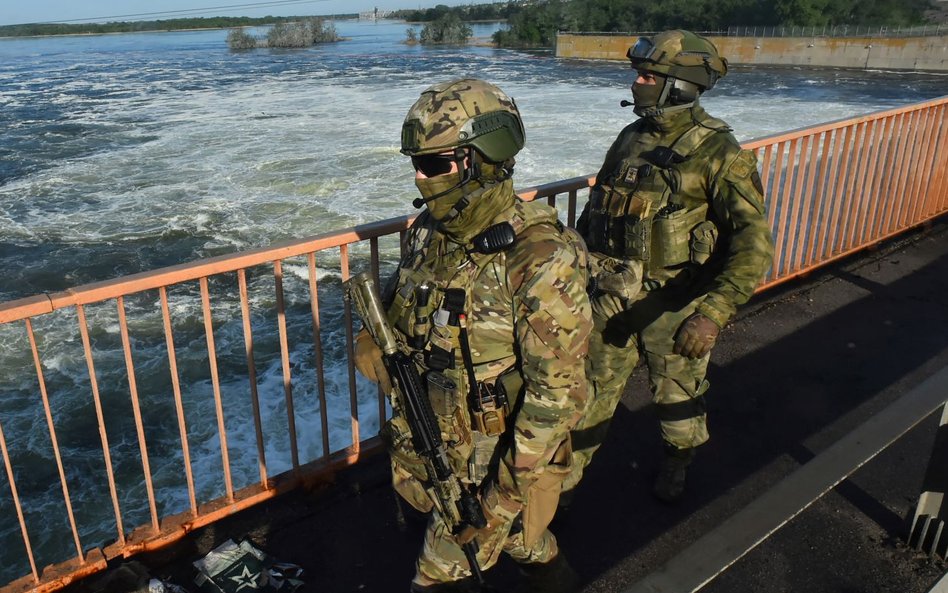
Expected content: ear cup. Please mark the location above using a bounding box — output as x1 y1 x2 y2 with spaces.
669 78 700 104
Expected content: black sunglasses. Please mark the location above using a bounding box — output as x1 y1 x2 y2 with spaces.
411 154 457 177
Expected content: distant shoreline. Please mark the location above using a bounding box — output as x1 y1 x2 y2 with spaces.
0 16 515 39
0 22 504 49
0 27 236 39
0 15 360 39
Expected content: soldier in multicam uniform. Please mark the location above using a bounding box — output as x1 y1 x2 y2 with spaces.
565 30 775 503
354 78 592 593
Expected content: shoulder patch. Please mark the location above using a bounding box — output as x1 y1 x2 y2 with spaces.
725 149 758 181
722 149 766 215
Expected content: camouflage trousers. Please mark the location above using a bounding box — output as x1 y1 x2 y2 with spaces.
413 510 557 586
386 423 560 586
563 287 711 491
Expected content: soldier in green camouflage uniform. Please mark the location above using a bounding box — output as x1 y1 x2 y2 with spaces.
566 31 775 503
355 79 592 592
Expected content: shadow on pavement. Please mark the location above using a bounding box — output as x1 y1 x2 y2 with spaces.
63 230 948 593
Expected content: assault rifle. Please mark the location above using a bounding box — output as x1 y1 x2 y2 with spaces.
344 272 487 583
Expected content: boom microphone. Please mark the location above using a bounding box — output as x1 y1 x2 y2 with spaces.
412 197 425 209
620 100 634 108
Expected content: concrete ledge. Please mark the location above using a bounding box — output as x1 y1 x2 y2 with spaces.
555 34 948 72
626 365 948 593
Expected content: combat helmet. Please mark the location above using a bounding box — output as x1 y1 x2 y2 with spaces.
401 78 525 163
401 78 525 221
627 30 728 116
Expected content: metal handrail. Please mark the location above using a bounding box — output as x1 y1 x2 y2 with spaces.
0 97 946 593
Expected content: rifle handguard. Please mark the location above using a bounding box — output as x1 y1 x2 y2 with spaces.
345 272 400 356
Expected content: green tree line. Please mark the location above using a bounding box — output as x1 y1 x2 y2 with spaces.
393 2 516 22
493 0 934 47
0 15 356 38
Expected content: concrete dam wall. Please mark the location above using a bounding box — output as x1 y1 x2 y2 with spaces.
555 34 948 72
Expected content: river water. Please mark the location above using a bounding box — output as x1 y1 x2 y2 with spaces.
0 19 945 581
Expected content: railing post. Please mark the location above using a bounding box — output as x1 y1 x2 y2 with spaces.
272 262 299 472
0 417 38 582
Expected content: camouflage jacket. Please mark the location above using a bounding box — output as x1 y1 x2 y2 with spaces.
578 102 775 327
386 180 592 507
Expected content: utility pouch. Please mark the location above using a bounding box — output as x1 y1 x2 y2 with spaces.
623 214 650 261
388 279 416 336
495 365 524 405
409 283 434 350
425 371 458 417
382 415 433 513
427 324 458 362
471 382 508 437
468 431 501 485
651 202 709 268
522 437 573 549
589 253 644 301
689 219 719 265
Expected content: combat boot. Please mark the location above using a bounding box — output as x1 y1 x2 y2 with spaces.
515 552 580 593
652 445 696 503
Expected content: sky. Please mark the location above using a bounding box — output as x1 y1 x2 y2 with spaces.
0 0 467 26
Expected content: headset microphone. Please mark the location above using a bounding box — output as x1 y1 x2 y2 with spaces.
620 100 634 108
412 197 425 209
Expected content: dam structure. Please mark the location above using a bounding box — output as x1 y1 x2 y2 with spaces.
0 95 946 593
556 31 948 72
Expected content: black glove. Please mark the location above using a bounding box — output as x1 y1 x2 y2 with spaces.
673 313 720 359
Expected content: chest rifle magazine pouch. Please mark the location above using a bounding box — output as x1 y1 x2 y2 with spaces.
425 371 458 417
651 202 709 268
623 214 650 261
585 208 610 254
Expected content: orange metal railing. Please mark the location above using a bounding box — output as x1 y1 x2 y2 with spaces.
0 97 945 593
748 96 947 289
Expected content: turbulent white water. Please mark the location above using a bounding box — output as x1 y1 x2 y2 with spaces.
0 20 945 580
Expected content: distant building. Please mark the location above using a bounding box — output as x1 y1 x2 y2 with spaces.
359 8 394 20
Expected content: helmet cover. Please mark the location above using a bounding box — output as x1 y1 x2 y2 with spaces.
627 30 728 92
400 78 525 163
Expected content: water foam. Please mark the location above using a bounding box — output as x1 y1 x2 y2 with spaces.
1 23 947 580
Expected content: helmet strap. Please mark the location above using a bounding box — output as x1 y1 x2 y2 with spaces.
657 76 674 107
441 155 512 222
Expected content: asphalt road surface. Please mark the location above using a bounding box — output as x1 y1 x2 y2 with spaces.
67 218 948 593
